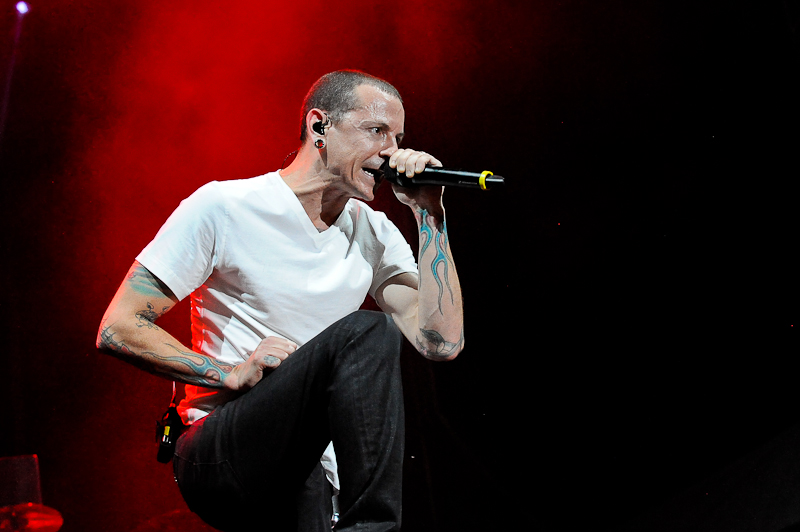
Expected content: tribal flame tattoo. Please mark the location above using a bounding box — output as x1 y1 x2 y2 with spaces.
418 209 455 315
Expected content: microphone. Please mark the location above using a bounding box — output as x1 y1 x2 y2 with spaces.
380 160 505 190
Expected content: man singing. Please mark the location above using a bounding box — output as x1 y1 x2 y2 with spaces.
97 70 464 531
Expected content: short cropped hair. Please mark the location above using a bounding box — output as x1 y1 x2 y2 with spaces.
299 70 403 142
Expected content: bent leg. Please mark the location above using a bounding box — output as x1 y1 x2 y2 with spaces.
173 311 404 532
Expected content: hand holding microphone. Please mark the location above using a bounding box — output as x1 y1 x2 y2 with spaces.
380 159 505 191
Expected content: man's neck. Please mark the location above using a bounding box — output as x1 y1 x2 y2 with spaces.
279 147 349 231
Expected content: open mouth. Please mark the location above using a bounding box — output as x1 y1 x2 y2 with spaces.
362 166 384 184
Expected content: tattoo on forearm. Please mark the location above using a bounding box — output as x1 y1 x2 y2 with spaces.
144 344 234 387
98 326 232 387
97 265 227 386
417 209 455 314
416 328 464 360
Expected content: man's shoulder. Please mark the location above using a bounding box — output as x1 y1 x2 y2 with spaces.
196 172 277 198
184 172 280 212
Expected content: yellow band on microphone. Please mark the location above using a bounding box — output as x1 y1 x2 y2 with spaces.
479 171 493 191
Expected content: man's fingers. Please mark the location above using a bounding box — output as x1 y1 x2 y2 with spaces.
261 354 282 368
228 337 299 391
259 336 298 350
251 336 298 371
255 337 297 357
390 149 441 177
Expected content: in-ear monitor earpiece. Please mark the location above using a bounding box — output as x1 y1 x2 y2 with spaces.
312 113 331 135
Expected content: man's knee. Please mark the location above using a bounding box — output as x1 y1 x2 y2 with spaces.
340 310 403 349
326 311 404 376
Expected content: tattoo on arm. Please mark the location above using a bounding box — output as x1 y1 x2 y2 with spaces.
135 302 170 330
417 209 455 314
98 264 227 386
98 325 136 357
144 344 234 387
127 264 174 299
416 328 464 360
98 326 232 387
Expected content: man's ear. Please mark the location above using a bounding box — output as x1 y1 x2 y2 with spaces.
307 109 331 137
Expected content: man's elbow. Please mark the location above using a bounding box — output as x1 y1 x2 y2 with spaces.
431 351 461 362
441 340 464 361
415 331 464 361
96 319 134 357
96 322 114 353
420 348 462 362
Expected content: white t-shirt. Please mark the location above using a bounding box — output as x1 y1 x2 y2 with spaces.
136 171 417 488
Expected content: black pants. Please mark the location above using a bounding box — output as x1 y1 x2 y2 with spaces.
173 311 405 531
